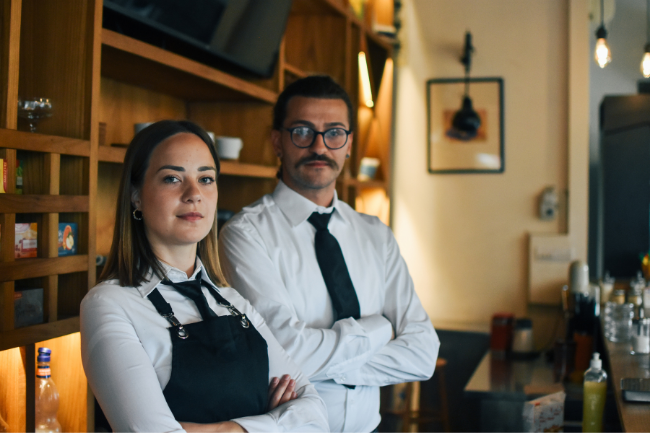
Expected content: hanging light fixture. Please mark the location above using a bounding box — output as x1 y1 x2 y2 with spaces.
594 0 612 68
641 0 650 77
447 31 481 141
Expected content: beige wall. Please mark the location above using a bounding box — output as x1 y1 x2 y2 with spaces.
394 0 589 336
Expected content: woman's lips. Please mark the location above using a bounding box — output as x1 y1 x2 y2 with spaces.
178 212 203 221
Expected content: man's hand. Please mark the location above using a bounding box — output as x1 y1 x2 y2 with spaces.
179 421 246 432
267 374 297 410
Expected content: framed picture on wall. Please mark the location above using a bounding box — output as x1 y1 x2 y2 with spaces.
427 77 504 174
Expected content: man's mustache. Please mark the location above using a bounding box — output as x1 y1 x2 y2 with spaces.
295 154 339 170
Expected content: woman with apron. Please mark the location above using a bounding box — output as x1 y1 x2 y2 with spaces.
80 121 329 432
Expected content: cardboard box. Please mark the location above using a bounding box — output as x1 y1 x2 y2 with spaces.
58 222 78 256
14 288 44 328
15 223 37 258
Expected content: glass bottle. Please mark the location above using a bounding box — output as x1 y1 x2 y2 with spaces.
35 347 61 433
604 290 634 342
583 352 607 433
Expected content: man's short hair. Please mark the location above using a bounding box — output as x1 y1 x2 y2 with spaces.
273 75 354 131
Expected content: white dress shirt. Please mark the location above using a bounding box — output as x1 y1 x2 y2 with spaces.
80 258 329 433
219 181 440 432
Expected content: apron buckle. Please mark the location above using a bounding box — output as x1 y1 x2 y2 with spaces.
163 313 190 339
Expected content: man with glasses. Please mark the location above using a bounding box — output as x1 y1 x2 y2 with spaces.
219 75 439 432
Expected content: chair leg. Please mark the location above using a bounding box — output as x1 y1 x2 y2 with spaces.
438 367 451 432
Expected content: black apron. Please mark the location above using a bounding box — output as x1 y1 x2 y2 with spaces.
147 276 269 423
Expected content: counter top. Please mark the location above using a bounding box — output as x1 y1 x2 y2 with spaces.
602 337 650 432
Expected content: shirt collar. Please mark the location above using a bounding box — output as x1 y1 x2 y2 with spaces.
135 257 210 298
272 180 348 227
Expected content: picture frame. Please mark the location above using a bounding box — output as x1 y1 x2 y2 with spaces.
427 77 504 174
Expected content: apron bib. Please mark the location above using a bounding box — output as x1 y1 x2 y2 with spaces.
147 276 269 423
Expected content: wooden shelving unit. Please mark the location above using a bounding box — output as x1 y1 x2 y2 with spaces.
0 0 395 431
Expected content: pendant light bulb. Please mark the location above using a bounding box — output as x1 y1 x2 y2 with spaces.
642 45 650 78
594 26 611 68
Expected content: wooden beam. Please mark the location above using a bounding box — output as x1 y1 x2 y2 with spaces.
0 255 88 282
0 194 88 213
0 317 79 351
0 128 90 156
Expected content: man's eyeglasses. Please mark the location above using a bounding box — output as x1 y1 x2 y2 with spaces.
282 126 351 150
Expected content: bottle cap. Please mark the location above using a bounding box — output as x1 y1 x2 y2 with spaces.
37 347 52 362
590 352 602 370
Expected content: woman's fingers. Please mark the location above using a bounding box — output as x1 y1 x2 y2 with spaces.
267 374 296 410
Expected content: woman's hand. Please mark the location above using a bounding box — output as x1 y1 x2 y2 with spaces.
179 421 246 432
267 374 297 410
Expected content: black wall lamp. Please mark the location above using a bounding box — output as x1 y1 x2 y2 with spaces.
448 31 481 141
642 0 650 77
594 0 612 68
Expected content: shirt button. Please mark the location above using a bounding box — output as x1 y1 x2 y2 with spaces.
341 375 346 381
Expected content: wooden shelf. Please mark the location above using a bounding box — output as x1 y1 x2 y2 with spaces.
101 29 278 104
98 147 277 179
0 255 89 282
0 194 89 213
342 178 387 189
220 161 278 179
98 145 126 163
0 129 90 157
0 317 79 351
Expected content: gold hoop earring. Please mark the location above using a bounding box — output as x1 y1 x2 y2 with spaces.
132 209 143 221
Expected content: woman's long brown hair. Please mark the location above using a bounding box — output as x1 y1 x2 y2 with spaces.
99 120 228 288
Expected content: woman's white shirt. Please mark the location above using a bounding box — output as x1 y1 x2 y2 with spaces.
80 260 329 433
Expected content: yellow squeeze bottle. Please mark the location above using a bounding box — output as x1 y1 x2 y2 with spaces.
582 352 607 432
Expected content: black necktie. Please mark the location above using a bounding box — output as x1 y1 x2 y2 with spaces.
308 211 361 321
162 271 216 319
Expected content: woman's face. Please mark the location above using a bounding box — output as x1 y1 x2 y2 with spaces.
133 132 218 252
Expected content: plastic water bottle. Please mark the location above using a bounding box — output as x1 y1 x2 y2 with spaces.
35 348 61 433
583 352 607 432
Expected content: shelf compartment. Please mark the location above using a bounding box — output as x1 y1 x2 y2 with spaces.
0 195 89 213
0 316 79 351
0 255 89 283
101 29 278 104
0 129 90 157
343 178 388 189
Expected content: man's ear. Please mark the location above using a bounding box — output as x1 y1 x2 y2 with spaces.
271 129 283 159
346 132 354 157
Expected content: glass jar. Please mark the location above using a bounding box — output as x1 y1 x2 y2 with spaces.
603 302 634 342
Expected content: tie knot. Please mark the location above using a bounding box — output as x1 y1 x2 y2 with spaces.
308 211 333 231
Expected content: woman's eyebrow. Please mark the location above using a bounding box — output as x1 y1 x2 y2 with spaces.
156 165 216 172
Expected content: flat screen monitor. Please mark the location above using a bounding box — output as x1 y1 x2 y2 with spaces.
103 0 292 78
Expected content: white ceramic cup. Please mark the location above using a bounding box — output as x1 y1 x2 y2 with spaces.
358 157 380 181
216 136 243 160
134 122 154 135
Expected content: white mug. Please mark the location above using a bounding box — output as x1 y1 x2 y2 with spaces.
216 136 243 160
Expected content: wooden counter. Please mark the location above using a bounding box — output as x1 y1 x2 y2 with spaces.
602 337 650 432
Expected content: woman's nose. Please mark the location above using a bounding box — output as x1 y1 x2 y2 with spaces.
182 180 202 202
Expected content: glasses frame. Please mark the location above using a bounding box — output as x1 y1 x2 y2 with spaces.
281 126 352 150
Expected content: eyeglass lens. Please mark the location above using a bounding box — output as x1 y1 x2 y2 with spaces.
290 127 348 149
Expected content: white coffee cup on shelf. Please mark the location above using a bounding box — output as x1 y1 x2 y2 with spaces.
358 157 380 181
134 122 154 135
206 131 216 144
216 136 243 160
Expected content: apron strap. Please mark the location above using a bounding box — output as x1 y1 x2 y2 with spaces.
148 288 189 339
203 283 250 328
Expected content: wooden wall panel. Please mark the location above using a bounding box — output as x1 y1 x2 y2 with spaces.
96 162 122 257
18 0 93 139
188 102 277 167
0 347 26 432
99 77 187 146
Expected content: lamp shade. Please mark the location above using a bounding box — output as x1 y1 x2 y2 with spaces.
449 96 481 140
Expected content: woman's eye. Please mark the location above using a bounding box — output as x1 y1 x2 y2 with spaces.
200 176 215 184
163 176 180 184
